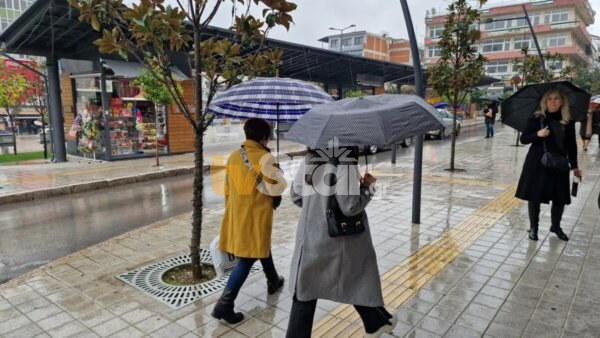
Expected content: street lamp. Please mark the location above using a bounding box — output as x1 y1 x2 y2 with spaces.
329 24 356 53
484 4 548 82
398 0 425 224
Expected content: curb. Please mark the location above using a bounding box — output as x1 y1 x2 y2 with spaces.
0 165 224 206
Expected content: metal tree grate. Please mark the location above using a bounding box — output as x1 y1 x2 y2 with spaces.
116 250 261 309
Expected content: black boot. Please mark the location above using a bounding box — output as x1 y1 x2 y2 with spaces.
211 288 244 324
528 225 538 241
550 227 569 241
267 275 285 295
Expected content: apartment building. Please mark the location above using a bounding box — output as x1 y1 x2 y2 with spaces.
424 0 595 83
318 30 419 65
0 0 33 32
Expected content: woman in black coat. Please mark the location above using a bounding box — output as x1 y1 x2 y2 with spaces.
516 89 582 241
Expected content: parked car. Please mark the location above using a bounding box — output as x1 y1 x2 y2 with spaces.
366 137 413 155
426 109 461 139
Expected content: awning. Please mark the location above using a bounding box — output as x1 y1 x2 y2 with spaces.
103 59 190 81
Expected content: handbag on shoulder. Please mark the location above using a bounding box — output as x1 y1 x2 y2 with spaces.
325 156 366 237
539 118 570 173
240 146 282 209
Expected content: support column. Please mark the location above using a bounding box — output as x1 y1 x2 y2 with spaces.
100 65 113 160
47 58 66 162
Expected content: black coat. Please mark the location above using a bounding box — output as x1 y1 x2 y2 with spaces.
516 112 578 205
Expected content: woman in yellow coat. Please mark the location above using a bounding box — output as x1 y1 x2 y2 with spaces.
212 118 287 324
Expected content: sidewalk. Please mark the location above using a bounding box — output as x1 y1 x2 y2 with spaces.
1 125 599 337
0 120 484 206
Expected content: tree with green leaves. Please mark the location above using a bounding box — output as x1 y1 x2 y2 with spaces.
512 47 574 86
133 66 182 166
69 0 296 281
26 61 50 159
571 65 600 95
0 59 31 155
428 0 486 171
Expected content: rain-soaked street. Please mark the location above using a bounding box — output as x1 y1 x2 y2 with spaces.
1 125 486 283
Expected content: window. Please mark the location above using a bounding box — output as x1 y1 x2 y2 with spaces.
482 39 510 52
543 33 567 47
430 25 444 38
354 36 364 45
544 9 569 24
484 17 512 31
546 60 564 70
341 38 351 46
428 46 441 57
513 37 531 50
330 39 338 48
485 61 509 74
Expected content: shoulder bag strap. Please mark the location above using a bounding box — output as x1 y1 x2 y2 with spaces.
240 146 267 191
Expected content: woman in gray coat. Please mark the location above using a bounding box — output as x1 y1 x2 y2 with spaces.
286 148 396 337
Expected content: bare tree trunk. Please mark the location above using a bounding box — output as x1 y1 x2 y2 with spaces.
154 104 160 167
190 26 205 281
6 108 17 155
450 113 457 170
41 113 48 159
190 128 204 281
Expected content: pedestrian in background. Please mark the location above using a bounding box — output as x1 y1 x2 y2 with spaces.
516 89 582 241
579 110 592 151
484 101 498 138
286 147 396 338
211 118 287 324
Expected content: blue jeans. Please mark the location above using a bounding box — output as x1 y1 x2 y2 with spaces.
226 253 279 291
485 122 494 137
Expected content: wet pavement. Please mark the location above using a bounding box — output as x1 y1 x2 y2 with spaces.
2 123 600 337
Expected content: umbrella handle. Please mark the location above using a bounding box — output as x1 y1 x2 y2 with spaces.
364 146 369 173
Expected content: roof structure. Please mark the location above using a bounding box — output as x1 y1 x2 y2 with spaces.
0 0 416 88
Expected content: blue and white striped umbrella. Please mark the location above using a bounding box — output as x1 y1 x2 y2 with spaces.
206 77 333 122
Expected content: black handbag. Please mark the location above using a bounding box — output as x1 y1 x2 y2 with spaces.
540 118 570 173
325 157 366 237
571 177 581 197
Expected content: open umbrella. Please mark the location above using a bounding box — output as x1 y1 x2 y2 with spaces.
501 81 591 132
285 94 444 166
206 77 333 157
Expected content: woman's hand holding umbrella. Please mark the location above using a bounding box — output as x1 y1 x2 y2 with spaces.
361 173 377 187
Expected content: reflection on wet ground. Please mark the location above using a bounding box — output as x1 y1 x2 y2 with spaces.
0 174 223 283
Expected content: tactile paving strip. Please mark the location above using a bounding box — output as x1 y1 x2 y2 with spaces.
312 185 519 337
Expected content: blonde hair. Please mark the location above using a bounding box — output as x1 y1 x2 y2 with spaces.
539 89 571 125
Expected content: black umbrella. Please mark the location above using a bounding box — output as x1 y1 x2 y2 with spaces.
501 81 591 132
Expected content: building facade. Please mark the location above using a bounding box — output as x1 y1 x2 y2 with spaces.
318 30 418 65
424 0 595 83
0 0 33 33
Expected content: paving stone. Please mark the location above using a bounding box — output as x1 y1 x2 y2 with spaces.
485 322 522 338
107 326 145 338
235 317 272 338
521 321 561 338
2 323 44 338
46 320 87 338
404 328 442 338
134 314 170 334
91 317 129 337
37 312 74 331
444 325 483 338
0 315 32 335
416 315 452 336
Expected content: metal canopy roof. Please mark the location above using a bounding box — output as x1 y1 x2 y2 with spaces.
0 0 416 88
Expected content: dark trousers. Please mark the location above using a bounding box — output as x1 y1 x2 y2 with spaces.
485 122 494 137
286 295 390 337
226 253 279 291
528 201 565 229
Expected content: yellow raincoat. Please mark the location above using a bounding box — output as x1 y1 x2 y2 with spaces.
219 140 287 258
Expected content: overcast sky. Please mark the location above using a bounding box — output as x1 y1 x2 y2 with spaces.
163 0 600 48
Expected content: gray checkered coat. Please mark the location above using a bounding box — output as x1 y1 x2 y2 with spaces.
288 153 384 306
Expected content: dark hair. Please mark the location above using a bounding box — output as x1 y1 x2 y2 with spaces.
244 118 272 142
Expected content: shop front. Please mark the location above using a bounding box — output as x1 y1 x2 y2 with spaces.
62 59 185 160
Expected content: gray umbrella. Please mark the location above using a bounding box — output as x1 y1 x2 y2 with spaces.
285 94 444 149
